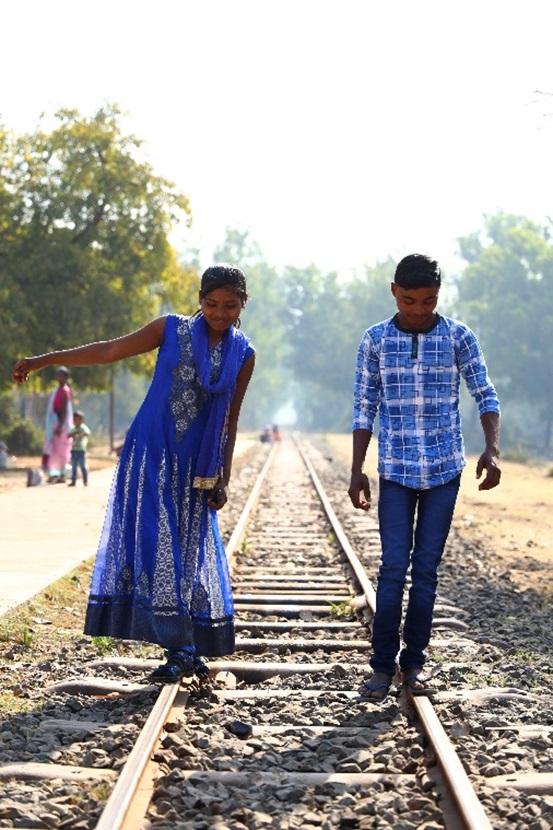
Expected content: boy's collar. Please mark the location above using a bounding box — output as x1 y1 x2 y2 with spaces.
392 312 441 334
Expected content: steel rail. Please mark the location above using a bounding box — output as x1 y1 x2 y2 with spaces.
225 440 279 562
94 441 279 830
296 435 494 830
95 437 493 830
412 695 493 830
294 436 377 612
95 682 182 830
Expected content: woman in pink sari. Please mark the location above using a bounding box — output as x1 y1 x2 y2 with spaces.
43 367 73 483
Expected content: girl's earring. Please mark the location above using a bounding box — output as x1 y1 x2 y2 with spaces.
236 317 242 329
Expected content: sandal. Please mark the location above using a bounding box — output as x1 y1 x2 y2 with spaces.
358 674 392 702
149 650 195 684
400 671 440 696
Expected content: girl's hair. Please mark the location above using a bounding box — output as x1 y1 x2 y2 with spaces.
200 264 248 303
394 253 441 289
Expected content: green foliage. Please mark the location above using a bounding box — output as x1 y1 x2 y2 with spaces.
455 212 553 451
0 104 194 394
75 369 150 443
214 230 288 428
0 394 42 454
0 617 33 648
280 258 397 430
92 636 118 656
328 599 355 620
1 419 43 455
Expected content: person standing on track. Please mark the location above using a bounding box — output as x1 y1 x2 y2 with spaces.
12 264 255 684
348 253 501 701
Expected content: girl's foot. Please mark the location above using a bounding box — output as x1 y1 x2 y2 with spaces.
149 650 195 684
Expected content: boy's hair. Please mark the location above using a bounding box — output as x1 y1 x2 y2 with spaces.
74 410 85 419
200 264 247 303
394 254 441 289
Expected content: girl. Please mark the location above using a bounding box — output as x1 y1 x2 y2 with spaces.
12 264 255 683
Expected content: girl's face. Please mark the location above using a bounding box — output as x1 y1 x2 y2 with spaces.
199 286 245 335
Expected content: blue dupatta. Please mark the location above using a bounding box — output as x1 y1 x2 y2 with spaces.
191 313 251 489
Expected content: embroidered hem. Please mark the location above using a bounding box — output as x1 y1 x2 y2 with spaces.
193 474 221 489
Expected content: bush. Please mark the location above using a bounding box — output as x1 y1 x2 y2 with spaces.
0 395 43 455
1 420 43 455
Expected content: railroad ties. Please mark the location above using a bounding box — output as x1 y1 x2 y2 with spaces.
2 434 551 830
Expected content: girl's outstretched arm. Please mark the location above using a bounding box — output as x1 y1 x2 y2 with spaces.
12 317 168 384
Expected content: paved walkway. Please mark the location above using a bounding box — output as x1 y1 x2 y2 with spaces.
0 465 115 616
0 438 255 617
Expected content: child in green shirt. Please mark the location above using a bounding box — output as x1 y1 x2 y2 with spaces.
68 410 91 487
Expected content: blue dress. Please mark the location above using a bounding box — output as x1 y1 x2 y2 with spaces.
84 314 254 655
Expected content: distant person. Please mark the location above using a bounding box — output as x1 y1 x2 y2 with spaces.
348 253 501 701
12 264 255 683
67 410 91 487
260 425 272 443
0 440 9 470
272 424 281 441
43 367 73 483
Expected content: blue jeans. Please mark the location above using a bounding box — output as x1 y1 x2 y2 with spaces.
70 449 88 485
370 474 461 676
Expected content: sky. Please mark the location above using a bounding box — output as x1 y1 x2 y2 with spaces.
2 0 553 279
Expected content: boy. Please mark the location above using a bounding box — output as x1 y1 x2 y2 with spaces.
348 253 501 701
68 410 91 487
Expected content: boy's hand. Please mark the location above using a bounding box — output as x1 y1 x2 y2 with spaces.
476 451 501 490
348 471 372 510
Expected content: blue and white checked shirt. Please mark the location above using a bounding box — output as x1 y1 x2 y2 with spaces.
352 315 500 489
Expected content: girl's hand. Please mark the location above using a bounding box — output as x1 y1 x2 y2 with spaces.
12 358 38 384
208 484 228 510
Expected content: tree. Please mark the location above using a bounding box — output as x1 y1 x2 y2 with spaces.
280 265 350 430
455 213 553 451
281 257 400 431
213 229 288 428
0 105 194 393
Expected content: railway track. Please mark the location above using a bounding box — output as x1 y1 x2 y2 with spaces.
1 435 552 829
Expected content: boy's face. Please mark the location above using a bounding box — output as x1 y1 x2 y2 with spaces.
391 283 439 331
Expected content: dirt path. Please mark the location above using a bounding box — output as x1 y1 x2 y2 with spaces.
322 434 553 598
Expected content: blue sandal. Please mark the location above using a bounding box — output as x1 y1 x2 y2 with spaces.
149 651 195 684
358 678 391 702
400 673 440 696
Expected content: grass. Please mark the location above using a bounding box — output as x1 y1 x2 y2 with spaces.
328 598 356 620
0 559 159 716
0 566 91 645
91 636 119 656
